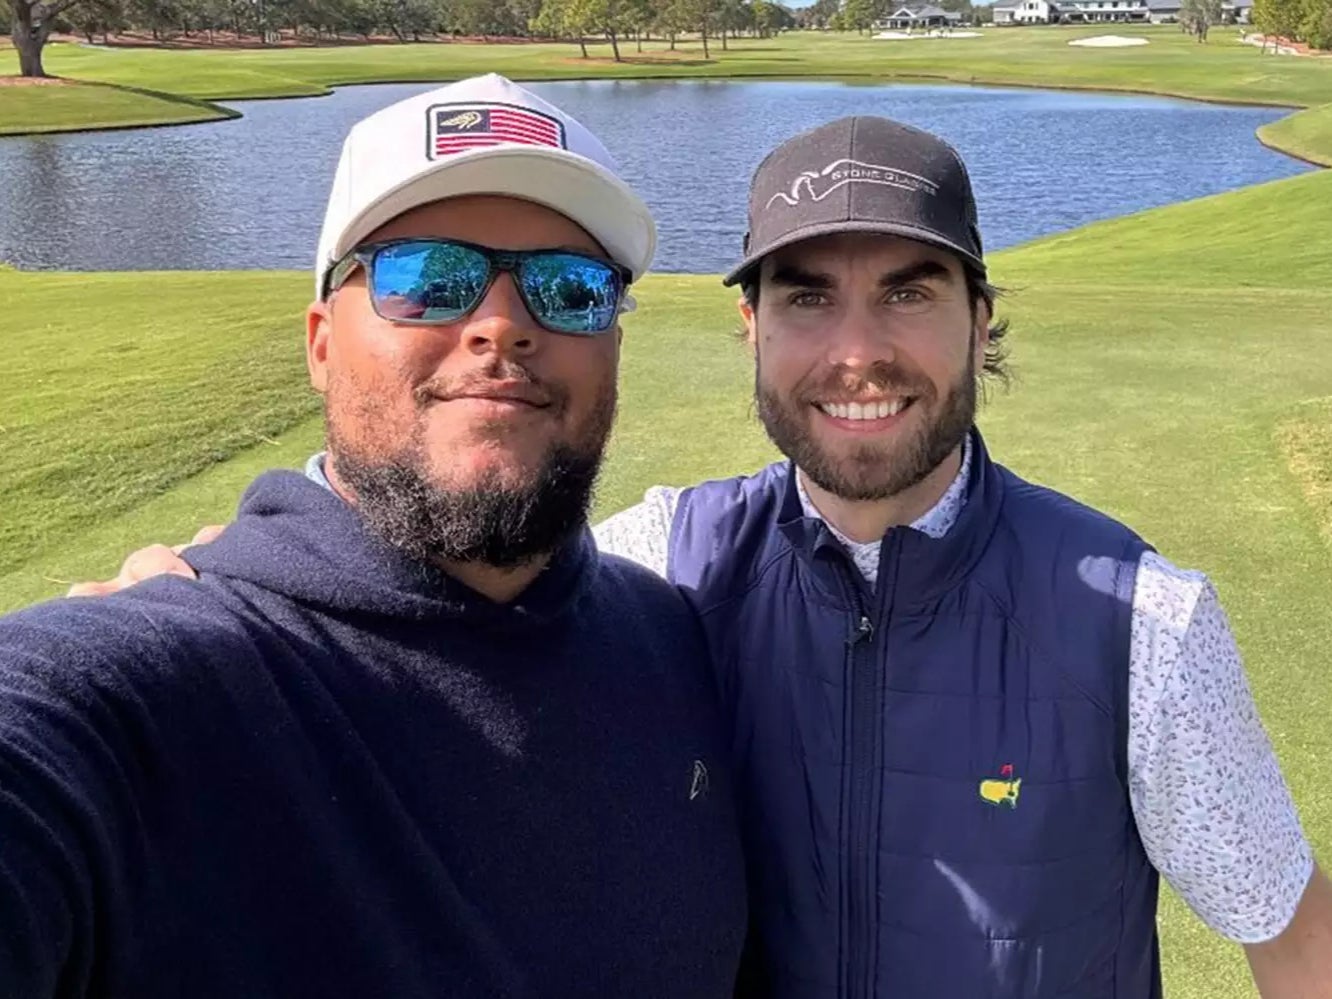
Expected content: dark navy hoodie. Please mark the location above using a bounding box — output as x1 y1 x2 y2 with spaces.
0 471 746 998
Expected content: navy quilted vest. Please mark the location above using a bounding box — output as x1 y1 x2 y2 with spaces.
666 431 1161 999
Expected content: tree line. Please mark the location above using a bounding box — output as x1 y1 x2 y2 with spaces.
5 0 803 76
7 0 1325 82
4 0 987 78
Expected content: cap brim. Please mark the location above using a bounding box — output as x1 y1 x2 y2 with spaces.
324 146 656 288
721 219 985 287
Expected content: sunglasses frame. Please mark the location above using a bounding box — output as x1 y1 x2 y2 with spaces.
323 237 633 336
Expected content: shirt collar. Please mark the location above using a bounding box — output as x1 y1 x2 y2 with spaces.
796 434 972 545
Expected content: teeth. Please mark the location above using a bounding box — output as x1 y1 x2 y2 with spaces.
819 399 908 421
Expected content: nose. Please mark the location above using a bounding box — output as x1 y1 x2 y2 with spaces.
460 272 540 358
823 306 896 374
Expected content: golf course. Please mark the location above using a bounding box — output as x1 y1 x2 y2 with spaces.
2 23 1331 996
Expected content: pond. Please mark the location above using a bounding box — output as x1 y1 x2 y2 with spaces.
0 79 1312 275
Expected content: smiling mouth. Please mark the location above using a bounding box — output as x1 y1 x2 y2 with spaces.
815 397 913 422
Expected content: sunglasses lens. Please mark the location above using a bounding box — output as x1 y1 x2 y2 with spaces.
520 253 623 335
371 241 490 322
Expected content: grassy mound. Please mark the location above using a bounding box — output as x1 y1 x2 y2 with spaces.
0 78 235 135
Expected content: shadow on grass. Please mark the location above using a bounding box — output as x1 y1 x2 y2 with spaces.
559 55 717 67
0 78 241 136
95 80 243 119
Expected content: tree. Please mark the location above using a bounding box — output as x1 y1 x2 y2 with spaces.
569 0 630 59
799 0 838 27
1251 0 1292 46
684 0 713 55
1296 0 1332 46
1179 0 1221 38
652 0 689 46
125 0 174 38
714 0 744 46
10 0 85 76
533 0 587 53
656 0 710 53
58 0 123 41
453 0 522 34
619 0 650 47
842 0 875 33
750 0 779 34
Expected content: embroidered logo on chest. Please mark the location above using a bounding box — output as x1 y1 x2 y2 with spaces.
689 759 710 801
979 763 1021 809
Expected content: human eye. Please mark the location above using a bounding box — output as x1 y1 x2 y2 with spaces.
788 290 830 308
885 286 932 311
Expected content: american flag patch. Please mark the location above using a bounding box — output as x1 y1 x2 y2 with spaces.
427 103 566 159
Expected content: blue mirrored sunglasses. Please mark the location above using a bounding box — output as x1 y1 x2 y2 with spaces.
324 237 632 336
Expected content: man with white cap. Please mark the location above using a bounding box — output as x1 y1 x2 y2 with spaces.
0 75 746 996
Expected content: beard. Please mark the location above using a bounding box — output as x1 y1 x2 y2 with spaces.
755 336 976 503
327 362 615 570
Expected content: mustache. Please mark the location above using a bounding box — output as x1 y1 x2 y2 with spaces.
413 360 567 411
796 362 931 402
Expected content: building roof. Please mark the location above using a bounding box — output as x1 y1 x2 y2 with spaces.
1145 0 1180 9
886 3 955 16
1056 0 1148 7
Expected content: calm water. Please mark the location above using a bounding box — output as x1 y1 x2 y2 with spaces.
0 80 1311 274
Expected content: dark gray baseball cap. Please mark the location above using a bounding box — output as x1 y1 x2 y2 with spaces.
723 116 986 287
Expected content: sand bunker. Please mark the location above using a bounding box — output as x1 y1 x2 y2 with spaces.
873 29 982 39
1240 32 1304 55
1068 34 1150 46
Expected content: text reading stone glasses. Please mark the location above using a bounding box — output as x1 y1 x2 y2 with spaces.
324 238 632 336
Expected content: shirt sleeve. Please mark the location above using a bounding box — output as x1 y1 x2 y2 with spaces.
591 486 682 580
1127 551 1313 943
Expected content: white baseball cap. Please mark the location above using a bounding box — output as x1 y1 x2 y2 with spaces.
314 73 656 298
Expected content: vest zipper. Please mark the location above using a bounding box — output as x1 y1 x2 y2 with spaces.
841 568 878 999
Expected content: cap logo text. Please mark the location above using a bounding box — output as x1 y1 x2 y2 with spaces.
765 158 939 209
438 111 484 130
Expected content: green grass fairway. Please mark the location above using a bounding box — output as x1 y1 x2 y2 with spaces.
0 79 236 135
0 269 318 586
2 26 1332 135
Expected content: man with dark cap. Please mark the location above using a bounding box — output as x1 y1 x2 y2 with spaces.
596 117 1332 997
71 116 1332 997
